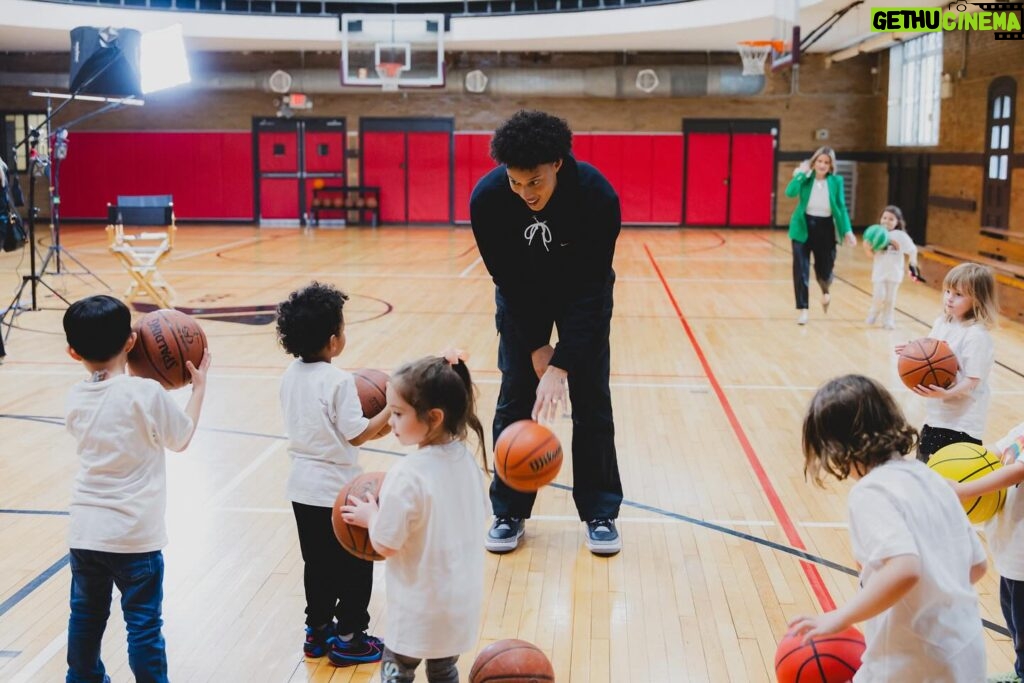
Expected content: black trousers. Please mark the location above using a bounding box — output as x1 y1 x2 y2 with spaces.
1002 577 1024 677
291 501 373 634
792 214 837 310
489 290 623 521
915 424 983 463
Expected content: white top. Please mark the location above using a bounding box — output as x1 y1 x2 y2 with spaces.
849 459 986 682
370 441 491 659
280 359 369 507
805 178 832 217
986 421 1024 580
924 316 995 439
871 230 918 283
65 374 193 553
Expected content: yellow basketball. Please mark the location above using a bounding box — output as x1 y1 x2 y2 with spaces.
928 442 1006 524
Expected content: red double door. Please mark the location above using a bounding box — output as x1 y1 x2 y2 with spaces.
253 117 347 224
360 118 453 224
683 120 778 227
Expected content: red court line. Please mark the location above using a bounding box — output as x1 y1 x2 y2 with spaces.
643 243 836 612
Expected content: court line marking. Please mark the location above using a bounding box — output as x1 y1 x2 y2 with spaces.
170 236 265 261
459 256 482 278
645 241 837 612
8 632 65 683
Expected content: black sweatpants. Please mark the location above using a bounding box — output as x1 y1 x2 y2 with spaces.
792 214 837 310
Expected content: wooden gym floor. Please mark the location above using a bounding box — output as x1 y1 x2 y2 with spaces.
1 224 1022 682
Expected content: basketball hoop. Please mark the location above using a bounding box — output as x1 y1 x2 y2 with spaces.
737 40 785 76
376 62 404 92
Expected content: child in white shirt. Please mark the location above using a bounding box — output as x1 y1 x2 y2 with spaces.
865 205 919 329
63 295 209 683
789 374 987 682
342 352 491 682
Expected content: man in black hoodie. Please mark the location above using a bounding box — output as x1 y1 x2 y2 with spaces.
470 110 623 556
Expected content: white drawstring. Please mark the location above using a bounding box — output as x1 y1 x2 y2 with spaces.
524 217 551 252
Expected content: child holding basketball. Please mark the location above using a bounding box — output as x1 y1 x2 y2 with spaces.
789 374 987 682
864 205 919 330
341 352 491 683
950 422 1024 683
895 262 998 462
63 295 210 683
276 282 391 665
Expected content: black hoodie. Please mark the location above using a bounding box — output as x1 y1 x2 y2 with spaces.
470 155 620 373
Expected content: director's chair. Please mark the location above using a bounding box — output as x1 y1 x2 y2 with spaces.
105 195 177 309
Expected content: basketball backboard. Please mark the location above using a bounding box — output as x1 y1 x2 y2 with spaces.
770 0 801 71
340 14 446 90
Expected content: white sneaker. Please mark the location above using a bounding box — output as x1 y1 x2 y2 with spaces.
883 320 895 330
865 313 877 325
797 310 808 325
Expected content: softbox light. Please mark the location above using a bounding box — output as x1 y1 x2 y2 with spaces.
69 27 143 98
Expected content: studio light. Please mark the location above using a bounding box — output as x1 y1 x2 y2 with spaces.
141 25 190 94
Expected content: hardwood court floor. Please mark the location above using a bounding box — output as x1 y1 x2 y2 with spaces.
1 224 1022 682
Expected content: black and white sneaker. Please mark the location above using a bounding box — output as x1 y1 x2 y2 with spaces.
585 518 622 556
485 516 524 553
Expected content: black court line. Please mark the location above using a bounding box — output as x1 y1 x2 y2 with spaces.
0 555 69 619
0 411 1009 635
0 650 20 657
0 509 68 516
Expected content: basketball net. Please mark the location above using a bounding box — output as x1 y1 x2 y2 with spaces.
737 40 785 76
376 62 404 92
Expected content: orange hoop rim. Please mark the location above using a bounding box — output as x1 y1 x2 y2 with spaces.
738 40 786 52
376 61 405 79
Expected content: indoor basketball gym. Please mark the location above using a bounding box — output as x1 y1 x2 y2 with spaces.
1 0 1023 681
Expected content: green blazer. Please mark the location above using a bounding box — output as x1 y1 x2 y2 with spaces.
785 173 852 243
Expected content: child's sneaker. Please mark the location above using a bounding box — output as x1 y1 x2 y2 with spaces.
303 623 335 658
987 673 1023 683
327 632 384 667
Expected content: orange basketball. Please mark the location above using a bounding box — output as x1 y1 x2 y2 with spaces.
470 639 554 683
312 178 325 190
898 337 959 390
353 368 389 417
127 309 207 390
775 626 865 682
331 471 387 562
494 420 563 492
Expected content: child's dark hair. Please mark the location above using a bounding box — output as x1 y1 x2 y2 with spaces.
881 205 906 231
391 356 488 469
276 282 348 360
490 110 572 170
63 295 132 362
802 374 918 486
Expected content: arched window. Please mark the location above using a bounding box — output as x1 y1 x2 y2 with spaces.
982 76 1016 229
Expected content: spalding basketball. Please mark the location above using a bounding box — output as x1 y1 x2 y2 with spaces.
469 639 555 683
929 442 1006 524
494 420 563 492
775 627 865 683
353 368 389 417
897 337 958 390
331 471 387 562
127 309 207 390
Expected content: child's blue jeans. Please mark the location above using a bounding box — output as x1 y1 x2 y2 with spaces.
66 548 167 683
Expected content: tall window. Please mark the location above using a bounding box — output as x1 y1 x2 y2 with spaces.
886 32 943 146
3 113 49 172
982 76 1016 229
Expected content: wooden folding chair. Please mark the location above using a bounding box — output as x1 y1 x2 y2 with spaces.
105 195 177 309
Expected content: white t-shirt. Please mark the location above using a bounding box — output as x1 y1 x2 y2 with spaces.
280 360 369 507
924 316 995 438
65 374 194 553
848 458 986 682
871 230 918 283
370 441 491 659
986 421 1024 580
806 179 832 217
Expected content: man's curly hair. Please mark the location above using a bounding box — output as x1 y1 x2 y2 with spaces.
276 281 348 359
802 374 918 486
490 110 572 169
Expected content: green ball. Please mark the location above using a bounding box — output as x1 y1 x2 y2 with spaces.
863 224 890 251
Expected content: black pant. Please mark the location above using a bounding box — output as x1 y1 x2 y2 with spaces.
489 290 623 521
915 424 983 463
792 214 837 310
291 501 373 634
1002 577 1024 677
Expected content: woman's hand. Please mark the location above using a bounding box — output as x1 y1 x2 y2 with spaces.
843 232 857 247
532 366 568 423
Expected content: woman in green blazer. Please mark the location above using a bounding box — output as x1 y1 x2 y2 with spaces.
785 146 856 325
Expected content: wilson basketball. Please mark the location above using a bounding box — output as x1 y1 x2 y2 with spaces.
331 471 387 562
494 420 563 492
353 368 389 417
775 627 865 683
897 337 958 390
929 442 1006 524
127 309 207 390
469 639 555 683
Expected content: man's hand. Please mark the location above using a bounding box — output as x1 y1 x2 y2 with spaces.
532 365 568 423
531 345 554 380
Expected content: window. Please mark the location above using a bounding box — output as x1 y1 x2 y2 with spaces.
3 113 49 172
886 33 943 146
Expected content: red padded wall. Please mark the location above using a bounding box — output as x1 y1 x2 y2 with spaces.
361 131 407 223
59 132 253 220
684 133 730 226
407 132 450 223
728 133 774 226
454 133 495 223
